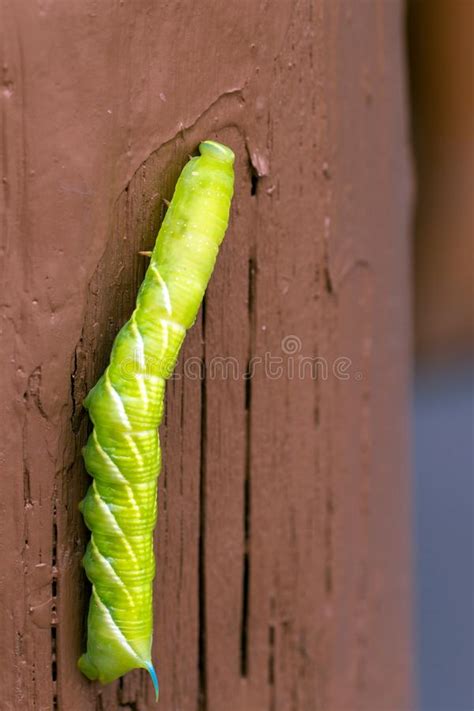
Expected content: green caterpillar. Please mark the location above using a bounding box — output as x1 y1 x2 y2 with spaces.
78 140 235 699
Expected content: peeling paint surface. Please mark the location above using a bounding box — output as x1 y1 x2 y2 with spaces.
0 1 413 709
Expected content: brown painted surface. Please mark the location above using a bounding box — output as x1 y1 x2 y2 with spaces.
0 2 413 710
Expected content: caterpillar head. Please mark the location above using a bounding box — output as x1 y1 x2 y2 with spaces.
199 140 235 165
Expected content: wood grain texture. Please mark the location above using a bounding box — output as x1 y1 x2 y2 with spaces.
0 1 413 709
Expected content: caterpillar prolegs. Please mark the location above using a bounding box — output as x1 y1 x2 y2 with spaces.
78 140 235 698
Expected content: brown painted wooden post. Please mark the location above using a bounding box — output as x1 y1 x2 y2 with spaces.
1 2 413 709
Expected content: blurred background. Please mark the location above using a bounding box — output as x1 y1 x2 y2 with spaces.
407 2 473 709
